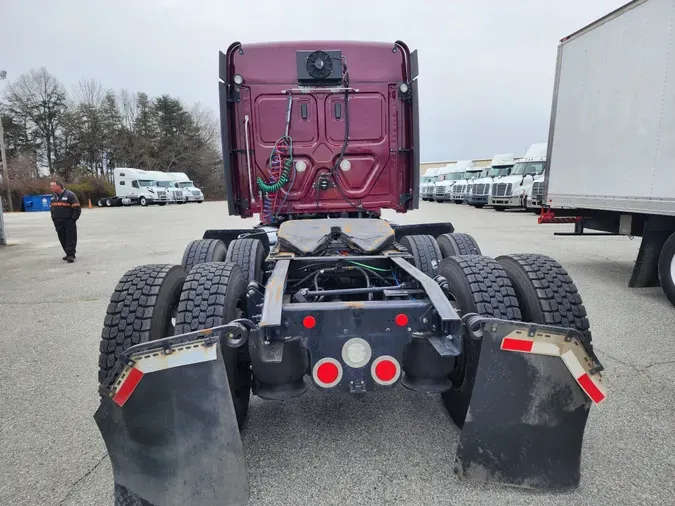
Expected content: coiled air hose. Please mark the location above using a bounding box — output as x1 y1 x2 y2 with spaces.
256 158 292 193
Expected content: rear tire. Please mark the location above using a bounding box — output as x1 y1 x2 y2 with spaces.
657 232 675 306
105 198 113 207
436 233 481 258
98 265 186 387
225 238 266 283
439 255 521 428
174 262 251 429
496 254 592 344
181 238 228 274
399 234 443 277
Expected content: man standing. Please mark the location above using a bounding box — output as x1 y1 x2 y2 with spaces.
49 180 81 263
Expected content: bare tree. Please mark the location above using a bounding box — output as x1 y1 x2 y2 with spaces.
4 68 67 174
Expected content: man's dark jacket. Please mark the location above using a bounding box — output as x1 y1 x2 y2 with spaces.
50 189 81 221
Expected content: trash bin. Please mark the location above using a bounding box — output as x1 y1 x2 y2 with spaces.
22 194 52 212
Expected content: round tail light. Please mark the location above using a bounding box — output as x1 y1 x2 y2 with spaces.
371 356 401 386
313 358 342 388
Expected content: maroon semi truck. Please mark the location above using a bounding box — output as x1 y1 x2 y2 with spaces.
94 41 605 506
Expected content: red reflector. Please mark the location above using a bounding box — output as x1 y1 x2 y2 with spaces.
375 360 397 382
577 373 606 404
395 314 408 327
501 337 534 352
316 362 339 384
303 316 316 329
112 367 144 407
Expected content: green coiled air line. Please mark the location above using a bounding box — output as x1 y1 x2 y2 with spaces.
257 158 292 193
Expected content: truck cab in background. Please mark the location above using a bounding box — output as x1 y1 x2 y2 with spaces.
449 160 480 204
146 171 185 204
432 163 459 202
489 143 547 211
467 154 515 208
420 167 441 201
104 167 168 207
166 172 204 203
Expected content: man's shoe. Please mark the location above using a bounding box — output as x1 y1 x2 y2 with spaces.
66 256 75 263
63 256 68 261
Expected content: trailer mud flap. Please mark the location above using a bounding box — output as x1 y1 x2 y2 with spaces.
455 319 605 490
94 341 249 506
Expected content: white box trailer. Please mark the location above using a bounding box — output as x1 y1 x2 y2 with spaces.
543 0 675 305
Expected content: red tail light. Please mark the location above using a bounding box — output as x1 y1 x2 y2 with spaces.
371 356 401 386
312 358 342 388
395 313 409 327
302 315 317 329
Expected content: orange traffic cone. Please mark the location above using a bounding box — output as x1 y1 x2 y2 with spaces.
88 198 93 209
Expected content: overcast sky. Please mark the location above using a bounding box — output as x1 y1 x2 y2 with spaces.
2 0 626 162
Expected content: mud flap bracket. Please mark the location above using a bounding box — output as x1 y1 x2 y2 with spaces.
455 317 605 490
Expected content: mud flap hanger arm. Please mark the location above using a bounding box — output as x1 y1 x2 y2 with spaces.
98 319 257 397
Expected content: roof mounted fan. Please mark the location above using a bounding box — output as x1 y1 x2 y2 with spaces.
296 49 343 85
306 51 334 80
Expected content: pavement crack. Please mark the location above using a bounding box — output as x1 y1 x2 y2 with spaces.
0 298 105 305
57 452 109 506
645 359 675 369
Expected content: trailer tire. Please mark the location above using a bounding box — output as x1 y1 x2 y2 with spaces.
98 264 186 388
399 234 443 277
658 231 675 306
436 233 481 258
496 253 592 344
174 262 251 429
439 255 521 428
225 238 266 283
181 238 228 274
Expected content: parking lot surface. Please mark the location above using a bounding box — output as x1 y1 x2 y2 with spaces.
1 201 674 506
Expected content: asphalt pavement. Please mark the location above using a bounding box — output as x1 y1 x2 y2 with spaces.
1 201 674 506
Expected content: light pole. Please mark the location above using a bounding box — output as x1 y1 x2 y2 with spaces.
0 70 12 212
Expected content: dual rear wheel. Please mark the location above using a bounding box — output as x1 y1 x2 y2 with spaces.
98 237 266 430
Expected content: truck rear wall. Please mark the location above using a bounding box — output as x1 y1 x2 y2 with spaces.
546 0 675 216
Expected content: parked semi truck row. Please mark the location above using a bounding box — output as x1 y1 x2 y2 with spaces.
541 0 675 307
488 143 547 212
96 168 204 207
467 154 516 208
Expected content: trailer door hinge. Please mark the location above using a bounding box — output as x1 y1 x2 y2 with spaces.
399 193 413 205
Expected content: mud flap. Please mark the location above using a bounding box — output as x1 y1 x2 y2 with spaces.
94 340 249 506
455 319 605 490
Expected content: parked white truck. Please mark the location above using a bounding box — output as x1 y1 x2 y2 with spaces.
146 171 186 204
166 172 204 203
449 160 480 204
99 168 170 207
432 163 461 202
542 0 675 306
420 167 441 202
467 154 516 208
489 143 547 211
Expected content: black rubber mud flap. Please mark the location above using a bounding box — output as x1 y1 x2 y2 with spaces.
94 343 249 506
455 319 598 491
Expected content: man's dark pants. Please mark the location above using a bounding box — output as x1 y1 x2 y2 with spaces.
54 219 77 257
